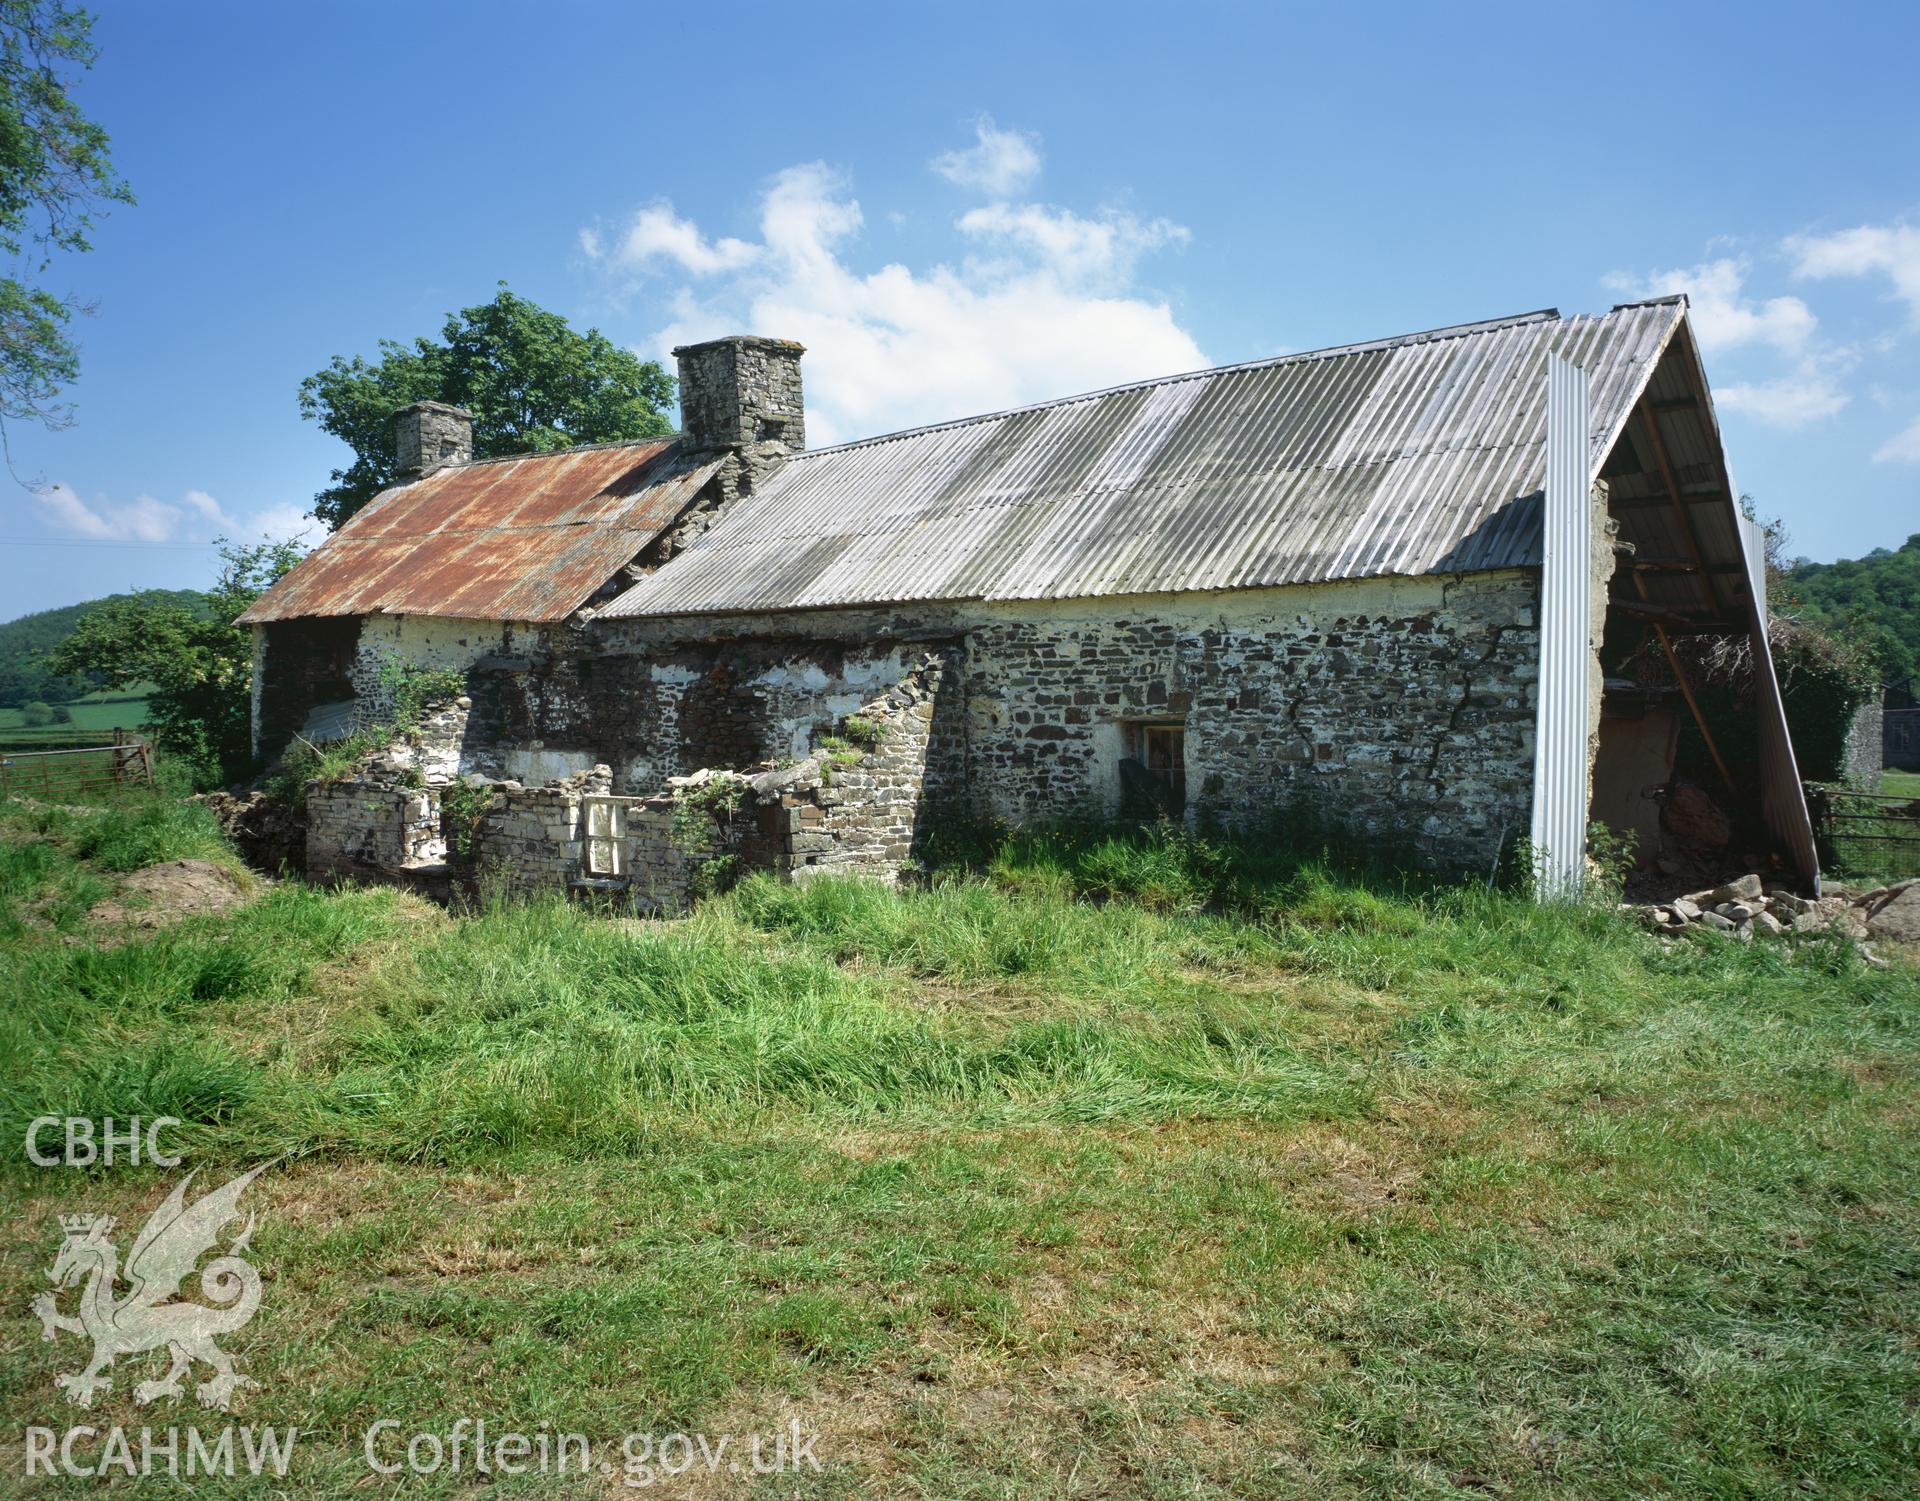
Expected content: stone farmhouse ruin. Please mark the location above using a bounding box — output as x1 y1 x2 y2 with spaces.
240 299 1821 906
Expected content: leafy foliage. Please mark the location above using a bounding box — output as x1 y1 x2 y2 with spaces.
670 774 746 853
1770 615 1885 781
298 284 676 528
1785 532 1920 687
374 656 464 731
0 1 133 436
438 779 490 862
0 590 201 707
48 539 304 785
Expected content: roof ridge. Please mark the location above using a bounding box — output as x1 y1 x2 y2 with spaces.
785 306 1574 461
447 435 678 469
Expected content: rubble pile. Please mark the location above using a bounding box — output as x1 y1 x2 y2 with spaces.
194 788 304 874
1636 872 1919 968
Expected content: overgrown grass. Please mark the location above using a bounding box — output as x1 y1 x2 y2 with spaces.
262 724 396 810
0 805 1914 1497
0 791 243 942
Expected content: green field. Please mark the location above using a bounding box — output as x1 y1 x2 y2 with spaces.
1 800 1914 1498
0 695 149 748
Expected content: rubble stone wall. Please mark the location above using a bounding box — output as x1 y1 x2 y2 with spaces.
593 573 1543 874
306 574 1550 892
469 783 584 892
306 780 440 882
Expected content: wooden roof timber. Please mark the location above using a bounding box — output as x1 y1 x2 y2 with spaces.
1636 394 1726 618
1609 488 1732 511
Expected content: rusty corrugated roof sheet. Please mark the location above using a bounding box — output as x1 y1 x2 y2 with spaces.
239 442 719 624
602 302 1690 618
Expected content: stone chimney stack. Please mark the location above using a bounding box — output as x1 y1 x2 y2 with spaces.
672 336 805 496
393 400 474 479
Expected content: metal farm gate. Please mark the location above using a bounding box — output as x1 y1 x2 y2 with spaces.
0 735 154 801
1806 782 1920 879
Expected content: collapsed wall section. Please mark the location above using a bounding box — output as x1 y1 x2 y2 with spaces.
302 650 960 911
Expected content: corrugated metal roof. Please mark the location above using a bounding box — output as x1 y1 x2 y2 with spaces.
602 302 1689 618
239 442 718 624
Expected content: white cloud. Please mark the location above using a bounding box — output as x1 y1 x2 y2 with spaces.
581 202 759 277
957 203 1190 287
1873 414 1920 464
931 116 1042 196
596 160 1204 446
33 484 183 541
239 503 321 543
29 484 317 545
182 488 225 523
1715 368 1851 427
1788 223 1920 324
1603 257 1815 354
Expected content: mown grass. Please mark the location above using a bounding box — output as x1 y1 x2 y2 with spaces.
0 802 1914 1497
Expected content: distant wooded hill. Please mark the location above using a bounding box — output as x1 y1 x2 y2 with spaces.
0 591 205 708
1785 534 1920 687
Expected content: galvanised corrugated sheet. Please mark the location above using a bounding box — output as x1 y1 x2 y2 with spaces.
603 302 1687 618
1530 355 1593 900
1738 513 1822 891
239 442 718 624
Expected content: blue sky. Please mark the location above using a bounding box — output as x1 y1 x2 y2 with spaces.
2 0 1917 618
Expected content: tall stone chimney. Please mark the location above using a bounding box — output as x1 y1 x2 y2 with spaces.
393 400 474 479
672 336 805 497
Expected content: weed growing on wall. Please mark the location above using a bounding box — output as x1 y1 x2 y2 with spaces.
841 713 883 751
265 726 391 811
439 780 492 861
375 656 466 732
670 776 746 854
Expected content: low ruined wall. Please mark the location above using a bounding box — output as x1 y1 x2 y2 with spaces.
461 773 734 907
622 796 735 912
306 780 440 882
469 784 584 892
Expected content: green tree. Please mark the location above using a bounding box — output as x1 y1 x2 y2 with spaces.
49 538 304 785
0 2 132 440
298 284 676 528
1785 533 1920 687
